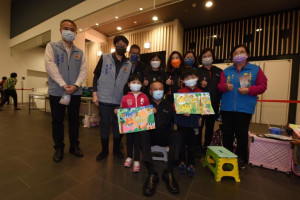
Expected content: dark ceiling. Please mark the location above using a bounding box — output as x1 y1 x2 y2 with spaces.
92 0 300 36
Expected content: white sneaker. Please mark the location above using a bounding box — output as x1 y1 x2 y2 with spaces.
133 161 140 173
124 157 132 168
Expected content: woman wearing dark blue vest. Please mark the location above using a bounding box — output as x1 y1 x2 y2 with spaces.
218 45 267 169
92 36 132 161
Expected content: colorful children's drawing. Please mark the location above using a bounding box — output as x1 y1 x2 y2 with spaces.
239 73 251 88
117 105 155 134
288 124 300 139
174 92 215 115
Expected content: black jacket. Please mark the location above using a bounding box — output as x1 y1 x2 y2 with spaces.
143 68 167 97
150 98 174 131
197 65 223 108
165 68 182 102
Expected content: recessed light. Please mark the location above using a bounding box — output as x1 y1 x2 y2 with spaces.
79 28 82 31
213 35 217 38
115 16 119 19
152 16 158 21
139 8 143 11
117 26 122 30
256 28 263 32
205 1 213 8
133 21 137 24
95 23 99 26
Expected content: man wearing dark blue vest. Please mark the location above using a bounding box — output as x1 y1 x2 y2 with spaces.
45 19 87 162
92 36 132 161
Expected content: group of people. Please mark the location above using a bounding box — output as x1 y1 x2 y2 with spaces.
0 73 20 111
45 19 267 196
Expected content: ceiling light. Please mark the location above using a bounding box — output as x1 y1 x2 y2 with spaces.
78 28 82 31
133 21 137 24
213 35 217 38
152 16 158 21
205 1 213 8
117 26 122 30
97 51 102 56
139 8 143 11
115 16 119 19
111 48 115 53
144 42 151 49
256 28 263 32
95 23 99 26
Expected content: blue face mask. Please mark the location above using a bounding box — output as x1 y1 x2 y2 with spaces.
130 83 142 92
152 90 164 100
62 30 76 42
184 58 195 66
130 54 140 64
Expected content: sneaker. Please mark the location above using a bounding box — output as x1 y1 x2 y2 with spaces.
187 165 195 178
238 159 246 169
133 161 141 173
124 157 132 168
178 162 186 174
14 107 21 110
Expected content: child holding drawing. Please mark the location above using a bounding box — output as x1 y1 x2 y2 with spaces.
115 74 149 172
175 68 202 177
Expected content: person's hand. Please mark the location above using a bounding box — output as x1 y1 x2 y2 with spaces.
143 77 149 87
201 77 208 88
65 85 77 95
290 139 300 146
63 85 70 91
166 76 172 85
114 109 118 115
183 113 190 117
153 107 157 113
199 117 202 126
226 79 233 91
92 92 99 106
238 87 249 95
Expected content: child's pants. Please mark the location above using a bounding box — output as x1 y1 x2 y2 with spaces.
126 132 141 161
178 126 198 166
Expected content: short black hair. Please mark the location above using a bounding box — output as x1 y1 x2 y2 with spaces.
60 19 77 30
129 44 140 53
10 73 17 78
181 68 198 80
148 53 161 63
230 44 250 58
149 80 164 88
2 76 7 81
199 48 215 64
113 35 129 46
127 74 143 84
184 51 198 67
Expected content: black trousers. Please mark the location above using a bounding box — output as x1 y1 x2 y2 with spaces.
199 114 217 148
140 129 181 164
178 126 198 165
221 111 252 163
49 95 81 149
126 132 141 161
98 102 120 139
0 90 17 108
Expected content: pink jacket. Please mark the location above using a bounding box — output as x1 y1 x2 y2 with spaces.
120 92 150 108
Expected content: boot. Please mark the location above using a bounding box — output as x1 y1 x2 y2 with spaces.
53 147 64 163
96 139 109 161
113 138 124 159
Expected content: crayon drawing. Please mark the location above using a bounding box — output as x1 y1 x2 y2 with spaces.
117 105 155 134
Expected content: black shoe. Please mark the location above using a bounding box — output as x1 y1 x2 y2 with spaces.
96 151 109 161
162 170 180 194
113 151 124 159
14 107 21 110
69 146 83 157
143 172 159 196
53 148 64 162
238 159 246 169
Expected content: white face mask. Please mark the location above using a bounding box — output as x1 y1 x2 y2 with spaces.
184 78 198 87
202 57 213 66
130 83 142 92
151 61 161 68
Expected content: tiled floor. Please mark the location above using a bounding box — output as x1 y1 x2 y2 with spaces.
0 105 299 200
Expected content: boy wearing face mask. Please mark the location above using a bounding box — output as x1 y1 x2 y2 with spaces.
140 81 181 196
115 74 149 173
175 68 202 178
197 48 223 153
93 35 132 161
143 53 167 97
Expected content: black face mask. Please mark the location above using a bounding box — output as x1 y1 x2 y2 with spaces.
116 46 126 56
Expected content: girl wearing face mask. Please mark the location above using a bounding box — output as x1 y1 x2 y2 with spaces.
174 68 203 178
197 48 223 154
165 51 185 102
184 51 198 70
115 74 150 173
143 53 167 97
218 45 267 169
